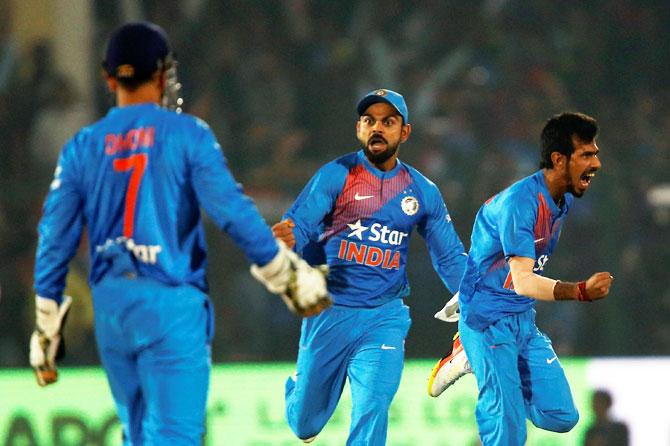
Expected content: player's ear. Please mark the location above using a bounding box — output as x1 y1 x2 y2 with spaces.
105 74 117 93
400 123 411 143
550 151 566 169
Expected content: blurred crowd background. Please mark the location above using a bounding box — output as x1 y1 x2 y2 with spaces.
1 0 668 368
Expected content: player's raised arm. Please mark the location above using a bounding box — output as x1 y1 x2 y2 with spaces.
508 256 613 301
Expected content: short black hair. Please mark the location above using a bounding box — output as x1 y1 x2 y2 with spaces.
540 112 598 169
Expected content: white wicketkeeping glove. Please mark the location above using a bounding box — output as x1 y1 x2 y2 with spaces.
251 242 332 317
30 295 72 386
434 292 460 323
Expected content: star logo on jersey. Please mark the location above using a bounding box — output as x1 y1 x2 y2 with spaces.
347 219 368 240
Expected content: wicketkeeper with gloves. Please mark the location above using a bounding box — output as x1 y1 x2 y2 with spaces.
31 21 330 445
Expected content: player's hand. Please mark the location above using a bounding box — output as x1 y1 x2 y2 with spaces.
29 295 72 386
434 292 460 323
271 219 296 249
582 272 614 301
251 241 332 317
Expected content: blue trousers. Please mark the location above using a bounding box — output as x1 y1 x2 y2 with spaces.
459 309 579 446
285 299 411 445
92 277 214 445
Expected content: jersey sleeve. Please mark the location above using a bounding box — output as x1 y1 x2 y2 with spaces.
34 139 85 302
284 163 345 253
416 182 467 294
497 188 537 260
188 123 278 266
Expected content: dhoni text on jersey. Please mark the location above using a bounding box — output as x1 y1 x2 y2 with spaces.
104 126 155 155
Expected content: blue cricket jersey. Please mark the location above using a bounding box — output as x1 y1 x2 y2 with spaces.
285 150 466 308
459 170 573 329
34 103 278 302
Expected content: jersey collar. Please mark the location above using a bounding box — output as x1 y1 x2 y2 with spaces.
533 170 570 216
107 103 161 117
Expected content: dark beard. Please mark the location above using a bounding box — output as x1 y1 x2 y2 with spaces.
567 183 583 197
563 166 584 198
362 136 399 165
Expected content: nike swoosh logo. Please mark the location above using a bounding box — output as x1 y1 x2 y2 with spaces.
354 193 374 201
546 356 558 364
534 238 545 244
381 344 396 350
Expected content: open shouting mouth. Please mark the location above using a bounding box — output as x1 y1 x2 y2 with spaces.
368 135 387 151
579 170 597 188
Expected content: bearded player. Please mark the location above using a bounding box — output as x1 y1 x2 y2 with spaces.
272 89 467 444
429 112 614 445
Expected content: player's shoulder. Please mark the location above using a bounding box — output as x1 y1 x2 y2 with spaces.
320 151 359 175
487 171 545 216
502 171 542 199
62 120 100 155
160 110 212 134
399 160 441 196
401 161 436 187
303 151 359 193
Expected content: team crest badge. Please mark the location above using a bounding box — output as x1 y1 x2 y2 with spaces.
401 196 419 216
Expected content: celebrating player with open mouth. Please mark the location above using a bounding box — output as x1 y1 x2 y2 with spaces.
272 89 467 445
429 112 614 446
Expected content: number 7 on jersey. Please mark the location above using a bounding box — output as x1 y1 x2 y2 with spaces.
113 153 148 238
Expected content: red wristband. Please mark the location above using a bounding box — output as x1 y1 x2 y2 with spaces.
577 281 591 302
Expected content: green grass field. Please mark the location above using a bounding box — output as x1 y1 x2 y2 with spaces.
1 360 591 445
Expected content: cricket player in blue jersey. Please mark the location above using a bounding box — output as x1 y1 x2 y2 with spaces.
29 22 330 445
271 89 467 444
428 112 614 445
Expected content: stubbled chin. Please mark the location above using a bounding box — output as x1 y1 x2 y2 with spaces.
570 184 587 197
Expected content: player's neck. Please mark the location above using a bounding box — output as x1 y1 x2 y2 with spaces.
372 157 397 172
542 168 566 204
365 151 399 172
116 84 162 107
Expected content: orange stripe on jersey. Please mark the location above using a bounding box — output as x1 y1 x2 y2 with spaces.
534 193 552 251
503 271 514 290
